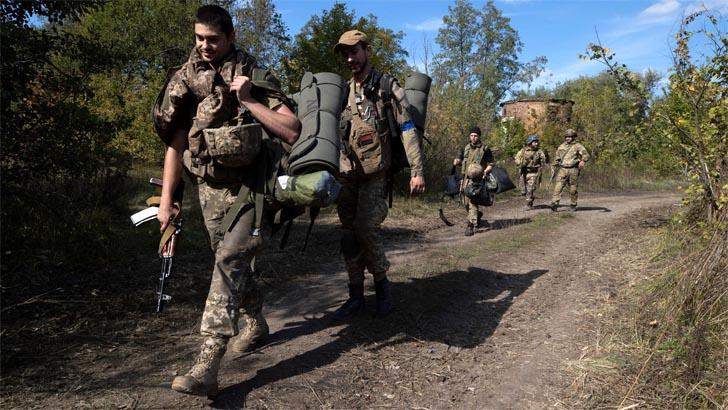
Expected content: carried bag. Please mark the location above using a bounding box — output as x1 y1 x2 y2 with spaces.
445 174 462 197
489 167 516 193
464 180 493 206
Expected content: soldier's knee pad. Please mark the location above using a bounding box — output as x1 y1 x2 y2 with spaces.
340 230 360 259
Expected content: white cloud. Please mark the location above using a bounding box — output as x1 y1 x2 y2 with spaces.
640 0 681 18
405 18 443 32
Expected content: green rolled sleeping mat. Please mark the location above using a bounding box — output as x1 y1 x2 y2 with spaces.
404 72 432 132
287 72 346 176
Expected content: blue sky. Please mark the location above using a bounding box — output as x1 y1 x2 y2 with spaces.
275 0 728 90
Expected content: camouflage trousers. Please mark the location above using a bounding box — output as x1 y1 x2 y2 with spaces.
465 196 481 225
522 171 541 203
197 181 265 340
337 175 390 285
551 167 580 205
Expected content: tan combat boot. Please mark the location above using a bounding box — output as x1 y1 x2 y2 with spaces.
230 311 269 353
171 338 226 397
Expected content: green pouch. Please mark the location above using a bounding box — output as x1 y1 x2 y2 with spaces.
274 170 341 207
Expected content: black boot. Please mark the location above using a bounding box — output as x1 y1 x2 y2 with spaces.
464 223 474 236
332 284 365 320
374 277 393 317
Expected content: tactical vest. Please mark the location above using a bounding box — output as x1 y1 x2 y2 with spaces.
462 142 489 179
153 48 287 184
519 148 544 171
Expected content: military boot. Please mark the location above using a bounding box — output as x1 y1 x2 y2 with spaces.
549 202 558 212
374 277 393 317
525 200 534 210
332 283 365 320
171 338 226 397
569 204 577 212
230 311 269 353
464 223 474 236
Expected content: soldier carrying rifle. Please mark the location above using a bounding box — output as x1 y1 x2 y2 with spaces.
549 128 590 212
514 135 549 210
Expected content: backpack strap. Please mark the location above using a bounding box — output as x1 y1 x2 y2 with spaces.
378 73 400 209
301 207 320 252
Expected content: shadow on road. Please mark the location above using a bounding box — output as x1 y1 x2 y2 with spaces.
212 268 548 408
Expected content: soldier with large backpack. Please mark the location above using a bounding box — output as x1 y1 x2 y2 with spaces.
332 30 426 319
152 5 300 397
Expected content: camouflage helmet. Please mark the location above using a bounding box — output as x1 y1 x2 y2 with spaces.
467 163 484 180
526 135 539 144
564 128 577 138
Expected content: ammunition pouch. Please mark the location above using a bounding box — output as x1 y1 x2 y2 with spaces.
203 121 262 168
350 118 390 176
183 120 263 184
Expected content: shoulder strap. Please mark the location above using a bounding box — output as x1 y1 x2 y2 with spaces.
378 72 392 104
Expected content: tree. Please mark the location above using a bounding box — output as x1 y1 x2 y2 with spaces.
426 0 545 178
285 2 408 91
582 8 727 224
434 0 545 108
233 0 291 79
67 0 199 163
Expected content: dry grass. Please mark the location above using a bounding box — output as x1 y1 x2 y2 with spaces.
562 210 728 409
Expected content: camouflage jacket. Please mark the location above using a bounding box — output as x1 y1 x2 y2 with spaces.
340 68 424 178
514 147 548 172
553 141 590 168
153 46 285 153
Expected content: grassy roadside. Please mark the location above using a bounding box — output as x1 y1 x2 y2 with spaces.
562 214 727 409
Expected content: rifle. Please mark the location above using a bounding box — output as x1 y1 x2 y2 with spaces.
546 165 559 192
519 152 528 196
129 177 184 313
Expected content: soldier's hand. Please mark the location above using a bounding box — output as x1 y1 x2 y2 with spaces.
230 75 253 103
578 160 586 169
453 158 461 166
410 176 425 195
158 205 179 234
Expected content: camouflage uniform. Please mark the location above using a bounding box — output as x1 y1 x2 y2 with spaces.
338 68 424 285
155 46 286 340
514 146 548 206
551 140 590 207
457 140 495 226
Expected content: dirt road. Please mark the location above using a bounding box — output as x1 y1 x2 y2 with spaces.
4 191 681 410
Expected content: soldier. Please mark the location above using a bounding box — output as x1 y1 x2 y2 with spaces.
454 126 495 236
549 128 590 211
153 5 300 396
514 135 549 210
332 30 426 319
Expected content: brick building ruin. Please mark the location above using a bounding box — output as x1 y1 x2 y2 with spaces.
500 98 575 133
